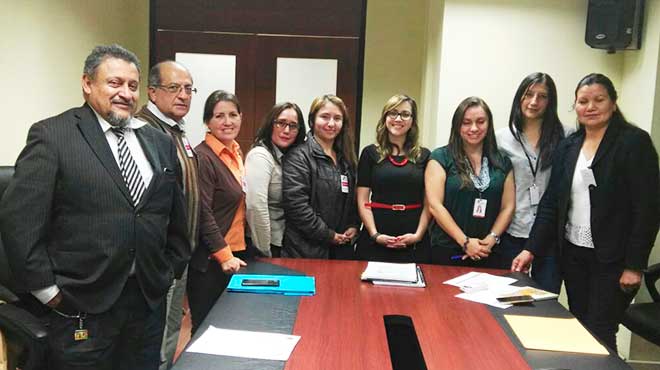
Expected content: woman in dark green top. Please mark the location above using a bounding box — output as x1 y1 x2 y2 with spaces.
425 97 515 267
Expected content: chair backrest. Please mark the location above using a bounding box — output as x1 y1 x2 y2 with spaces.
0 166 16 291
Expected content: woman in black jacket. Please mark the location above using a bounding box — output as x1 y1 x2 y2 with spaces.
282 94 360 259
512 73 660 351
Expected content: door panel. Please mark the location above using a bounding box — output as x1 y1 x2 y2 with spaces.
154 30 257 154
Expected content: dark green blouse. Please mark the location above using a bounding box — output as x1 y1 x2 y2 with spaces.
429 146 512 250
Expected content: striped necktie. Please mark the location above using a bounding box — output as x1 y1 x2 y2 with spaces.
111 127 146 206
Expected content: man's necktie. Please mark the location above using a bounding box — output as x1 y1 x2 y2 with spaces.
111 128 146 206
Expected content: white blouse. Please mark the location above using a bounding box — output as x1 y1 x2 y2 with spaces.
565 151 595 248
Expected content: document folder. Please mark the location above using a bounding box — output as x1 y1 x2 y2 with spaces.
228 274 316 296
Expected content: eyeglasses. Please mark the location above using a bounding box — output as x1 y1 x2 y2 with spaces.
274 120 300 132
386 110 413 120
155 84 197 95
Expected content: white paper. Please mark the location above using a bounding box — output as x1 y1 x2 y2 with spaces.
443 271 516 290
455 284 521 309
186 326 301 361
361 262 418 282
372 266 426 288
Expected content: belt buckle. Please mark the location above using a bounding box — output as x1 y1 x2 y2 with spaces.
391 204 406 211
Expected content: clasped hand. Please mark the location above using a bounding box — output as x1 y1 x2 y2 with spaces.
375 233 419 249
462 236 495 260
333 227 358 245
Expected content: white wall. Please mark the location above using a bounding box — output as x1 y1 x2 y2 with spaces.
1 1 149 165
434 0 624 146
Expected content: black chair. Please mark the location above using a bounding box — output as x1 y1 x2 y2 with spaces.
0 166 48 370
622 263 660 346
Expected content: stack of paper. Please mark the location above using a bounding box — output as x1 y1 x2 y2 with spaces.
361 262 420 285
227 274 316 296
444 272 518 308
372 265 426 288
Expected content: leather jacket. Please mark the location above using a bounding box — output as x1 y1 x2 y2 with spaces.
281 134 359 258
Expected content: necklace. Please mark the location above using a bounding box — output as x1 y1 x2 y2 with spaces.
387 155 408 167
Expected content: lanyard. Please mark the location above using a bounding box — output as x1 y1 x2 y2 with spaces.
515 134 539 180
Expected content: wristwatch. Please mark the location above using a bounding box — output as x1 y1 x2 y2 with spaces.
489 232 501 244
370 232 381 242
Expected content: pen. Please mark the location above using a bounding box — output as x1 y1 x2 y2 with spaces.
451 254 464 260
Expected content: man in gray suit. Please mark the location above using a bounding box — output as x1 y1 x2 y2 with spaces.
0 45 190 370
135 60 200 370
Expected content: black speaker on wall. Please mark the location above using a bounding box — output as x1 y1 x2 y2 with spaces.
585 0 644 52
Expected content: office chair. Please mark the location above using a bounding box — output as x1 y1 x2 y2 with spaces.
0 166 48 370
622 263 660 346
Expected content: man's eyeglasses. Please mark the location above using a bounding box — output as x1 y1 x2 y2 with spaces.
386 110 413 120
274 120 300 132
155 84 197 95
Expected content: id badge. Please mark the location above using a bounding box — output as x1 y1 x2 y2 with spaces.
472 198 487 218
581 168 597 187
340 175 349 193
529 184 540 206
182 136 195 158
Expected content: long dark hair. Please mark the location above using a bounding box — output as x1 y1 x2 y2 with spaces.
448 97 503 189
574 73 629 128
252 102 306 163
375 94 422 162
508 72 564 170
308 94 357 168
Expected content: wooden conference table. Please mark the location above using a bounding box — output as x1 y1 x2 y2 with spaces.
173 258 631 370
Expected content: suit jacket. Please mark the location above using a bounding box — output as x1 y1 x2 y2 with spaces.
526 119 659 270
135 105 200 254
0 104 191 313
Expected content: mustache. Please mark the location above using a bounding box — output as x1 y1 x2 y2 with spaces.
111 98 135 109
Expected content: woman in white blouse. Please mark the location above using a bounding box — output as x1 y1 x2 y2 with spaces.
245 102 306 257
512 74 659 351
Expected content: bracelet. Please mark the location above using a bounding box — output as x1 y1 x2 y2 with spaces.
489 232 500 244
370 232 381 242
462 236 469 252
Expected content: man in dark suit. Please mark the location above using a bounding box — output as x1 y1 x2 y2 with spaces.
135 60 199 370
0 44 190 370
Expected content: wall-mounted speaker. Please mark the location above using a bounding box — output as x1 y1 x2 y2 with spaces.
585 0 644 52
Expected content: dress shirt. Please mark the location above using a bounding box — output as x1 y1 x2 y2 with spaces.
245 145 284 256
147 101 185 130
565 151 595 248
32 111 154 304
203 133 246 263
496 126 573 238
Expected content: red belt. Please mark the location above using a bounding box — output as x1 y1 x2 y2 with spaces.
365 202 422 211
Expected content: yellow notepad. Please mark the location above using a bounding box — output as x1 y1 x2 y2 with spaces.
504 315 609 355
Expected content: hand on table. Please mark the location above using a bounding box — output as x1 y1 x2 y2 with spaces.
511 250 534 273
221 257 247 274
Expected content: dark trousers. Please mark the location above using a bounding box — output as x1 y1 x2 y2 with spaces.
46 277 166 370
562 240 635 351
499 233 562 294
187 250 250 334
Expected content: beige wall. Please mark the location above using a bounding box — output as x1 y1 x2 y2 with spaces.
434 0 624 146
360 0 428 151
1 0 149 165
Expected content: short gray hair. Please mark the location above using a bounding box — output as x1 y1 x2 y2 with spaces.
147 60 191 87
83 44 141 79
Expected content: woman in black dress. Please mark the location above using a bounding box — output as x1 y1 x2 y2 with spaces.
355 94 431 263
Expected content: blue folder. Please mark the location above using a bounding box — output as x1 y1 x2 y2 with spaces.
227 274 316 296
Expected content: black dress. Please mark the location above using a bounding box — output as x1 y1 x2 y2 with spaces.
355 144 431 263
